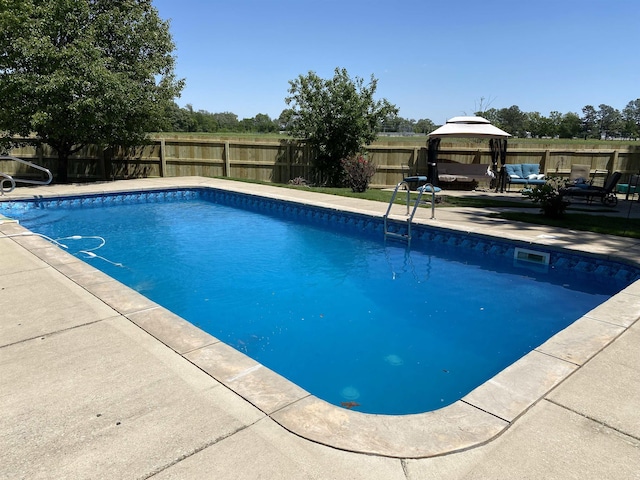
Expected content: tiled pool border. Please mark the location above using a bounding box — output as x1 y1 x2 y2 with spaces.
2 184 639 458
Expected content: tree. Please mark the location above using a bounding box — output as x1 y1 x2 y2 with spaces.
526 112 557 138
558 112 581 139
525 112 544 138
284 67 397 186
414 118 436 135
496 105 527 137
251 113 278 133
277 109 296 131
212 112 239 132
581 105 598 139
596 104 622 139
480 108 500 126
473 96 496 117
621 99 640 139
548 111 563 137
162 102 195 132
0 0 183 182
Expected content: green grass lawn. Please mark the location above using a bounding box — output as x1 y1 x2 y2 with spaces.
495 211 640 238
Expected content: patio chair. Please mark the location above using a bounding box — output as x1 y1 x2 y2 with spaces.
561 171 621 207
568 164 591 184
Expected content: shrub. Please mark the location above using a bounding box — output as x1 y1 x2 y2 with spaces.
341 156 377 192
522 178 569 218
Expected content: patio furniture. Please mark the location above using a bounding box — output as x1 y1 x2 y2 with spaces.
402 161 491 191
568 164 591 184
561 171 621 207
504 164 546 191
616 173 640 201
437 162 492 190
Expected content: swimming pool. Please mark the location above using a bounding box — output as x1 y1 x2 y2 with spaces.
2 187 637 415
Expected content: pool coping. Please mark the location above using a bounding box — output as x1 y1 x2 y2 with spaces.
2 177 639 458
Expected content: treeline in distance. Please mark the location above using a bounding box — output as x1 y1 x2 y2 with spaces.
161 100 640 140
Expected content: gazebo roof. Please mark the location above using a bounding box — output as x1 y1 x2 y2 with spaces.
428 116 511 138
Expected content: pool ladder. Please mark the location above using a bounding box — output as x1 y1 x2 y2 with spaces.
1 155 53 194
383 176 436 243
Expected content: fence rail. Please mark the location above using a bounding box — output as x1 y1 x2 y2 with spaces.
2 137 640 188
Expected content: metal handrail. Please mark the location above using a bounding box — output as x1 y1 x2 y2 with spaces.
0 172 16 195
383 176 436 244
0 155 53 194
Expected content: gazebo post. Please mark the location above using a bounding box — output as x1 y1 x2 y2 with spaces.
499 139 508 193
426 137 440 186
490 139 499 191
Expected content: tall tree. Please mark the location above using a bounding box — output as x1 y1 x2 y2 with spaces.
525 112 544 138
558 112 582 139
496 105 527 137
252 113 278 133
414 118 436 135
285 67 397 186
596 104 622 139
581 105 598 139
622 99 640 139
0 0 183 182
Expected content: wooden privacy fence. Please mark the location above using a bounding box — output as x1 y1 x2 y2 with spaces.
3 137 640 188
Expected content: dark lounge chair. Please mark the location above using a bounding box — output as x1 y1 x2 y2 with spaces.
561 171 621 207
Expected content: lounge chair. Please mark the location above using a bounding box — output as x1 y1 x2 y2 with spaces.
561 171 621 207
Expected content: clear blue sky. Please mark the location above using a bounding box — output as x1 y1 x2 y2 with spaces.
153 0 640 125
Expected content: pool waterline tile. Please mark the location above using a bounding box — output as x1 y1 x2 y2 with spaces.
2 178 640 459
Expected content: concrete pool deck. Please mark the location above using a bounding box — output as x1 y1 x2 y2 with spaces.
1 177 639 479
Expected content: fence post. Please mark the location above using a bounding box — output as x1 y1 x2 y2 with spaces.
542 149 550 173
224 141 231 177
98 148 106 180
287 142 292 181
159 139 166 177
610 149 618 173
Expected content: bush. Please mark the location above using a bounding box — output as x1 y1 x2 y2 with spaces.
522 178 569 218
284 68 397 186
341 156 376 192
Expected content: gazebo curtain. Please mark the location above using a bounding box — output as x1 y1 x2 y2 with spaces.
426 137 441 186
490 138 508 192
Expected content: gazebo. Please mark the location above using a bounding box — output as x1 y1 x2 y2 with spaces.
426 116 512 192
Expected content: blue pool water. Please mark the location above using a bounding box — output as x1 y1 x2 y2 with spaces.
3 189 636 414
